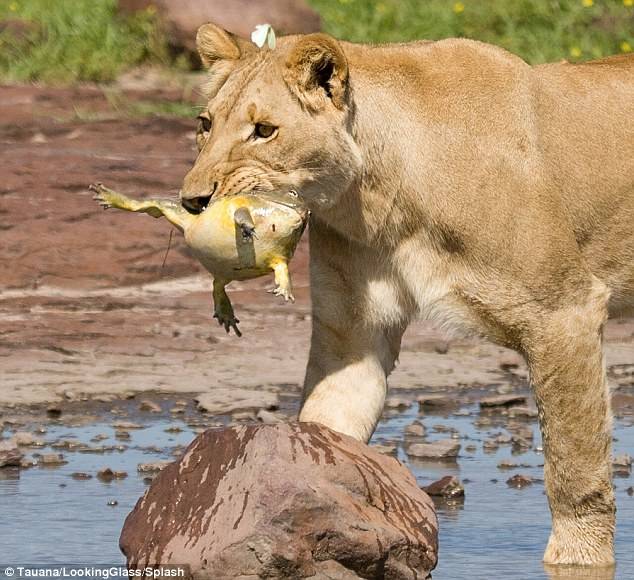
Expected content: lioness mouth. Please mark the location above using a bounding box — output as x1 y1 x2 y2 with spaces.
182 195 212 214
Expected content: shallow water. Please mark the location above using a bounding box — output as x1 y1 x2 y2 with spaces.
0 402 632 579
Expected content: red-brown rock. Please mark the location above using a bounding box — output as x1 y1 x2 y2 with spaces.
118 0 321 56
120 422 438 579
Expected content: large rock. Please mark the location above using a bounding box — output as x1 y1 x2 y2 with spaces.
119 0 321 56
120 422 438 579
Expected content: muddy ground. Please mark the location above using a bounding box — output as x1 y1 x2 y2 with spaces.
1 84 633 414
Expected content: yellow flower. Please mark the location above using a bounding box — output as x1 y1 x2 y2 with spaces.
582 0 593 6
569 46 582 58
9 1 18 11
624 0 633 7
376 2 387 15
621 41 632 53
453 2 465 14
145 4 157 14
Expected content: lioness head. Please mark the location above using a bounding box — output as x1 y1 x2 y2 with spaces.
180 23 362 213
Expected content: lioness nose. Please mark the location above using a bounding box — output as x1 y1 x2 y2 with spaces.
180 182 218 214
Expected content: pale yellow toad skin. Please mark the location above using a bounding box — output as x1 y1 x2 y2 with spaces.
91 183 307 336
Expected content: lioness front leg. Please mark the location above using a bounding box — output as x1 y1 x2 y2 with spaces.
298 219 406 442
524 277 615 566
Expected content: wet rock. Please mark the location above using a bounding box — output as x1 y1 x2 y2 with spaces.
139 399 161 413
256 409 283 424
613 453 632 467
20 458 36 469
11 431 45 447
38 453 67 466
371 443 398 456
51 439 84 450
406 439 460 460
71 472 93 480
164 426 182 433
479 395 527 409
507 406 538 419
613 454 632 477
423 476 465 499
506 474 534 489
464 444 477 453
46 405 63 417
417 395 457 410
98 468 128 481
115 431 131 441
118 0 321 57
121 423 438 578
231 410 257 422
627 487 633 496
0 440 23 467
108 500 119 507
91 434 109 442
404 420 426 437
195 388 278 415
137 461 172 474
482 439 499 452
384 396 412 410
112 421 145 430
493 433 512 445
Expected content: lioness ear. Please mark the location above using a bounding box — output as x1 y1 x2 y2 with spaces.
196 23 254 68
285 33 349 111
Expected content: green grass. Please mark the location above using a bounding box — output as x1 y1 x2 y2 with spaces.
0 0 171 83
307 0 634 64
1 0 631 84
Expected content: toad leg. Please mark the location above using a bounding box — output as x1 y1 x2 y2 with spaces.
269 260 294 302
90 183 191 232
212 279 241 337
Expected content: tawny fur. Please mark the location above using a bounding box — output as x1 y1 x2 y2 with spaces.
181 23 634 568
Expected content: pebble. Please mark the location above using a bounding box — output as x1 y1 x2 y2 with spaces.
417 395 457 410
406 439 460 459
506 474 534 488
115 431 131 441
71 472 93 480
137 461 172 473
508 406 538 419
38 453 67 466
404 421 426 437
423 475 465 498
0 441 23 467
256 409 283 424
51 439 84 450
111 421 145 430
164 426 183 433
480 395 527 409
97 468 128 482
107 500 118 507
139 400 161 413
627 487 633 496
371 443 398 456
384 397 412 410
11 431 45 447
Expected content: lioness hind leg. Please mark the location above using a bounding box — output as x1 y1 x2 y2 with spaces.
524 277 615 566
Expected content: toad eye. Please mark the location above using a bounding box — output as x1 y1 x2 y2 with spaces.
254 123 277 139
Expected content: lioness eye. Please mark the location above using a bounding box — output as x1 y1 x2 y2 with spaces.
254 123 277 139
198 115 212 133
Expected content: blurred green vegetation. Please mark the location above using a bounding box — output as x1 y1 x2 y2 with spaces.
0 0 173 83
0 0 631 85
308 0 633 63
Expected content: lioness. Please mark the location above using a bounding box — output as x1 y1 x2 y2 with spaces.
180 23 634 568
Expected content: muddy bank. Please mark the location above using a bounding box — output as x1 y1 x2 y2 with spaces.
0 85 632 410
